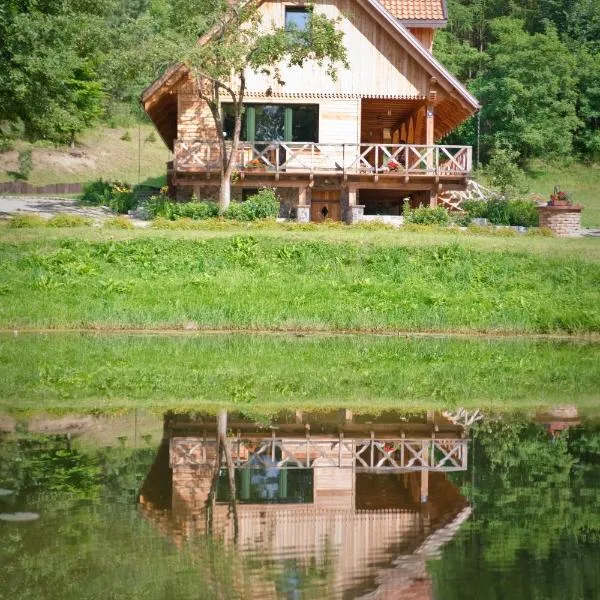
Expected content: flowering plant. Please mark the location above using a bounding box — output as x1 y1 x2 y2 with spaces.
549 188 571 206
244 158 265 170
387 159 400 172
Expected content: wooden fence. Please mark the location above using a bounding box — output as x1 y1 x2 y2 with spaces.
0 181 83 195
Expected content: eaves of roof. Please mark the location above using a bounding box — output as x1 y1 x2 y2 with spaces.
361 0 479 110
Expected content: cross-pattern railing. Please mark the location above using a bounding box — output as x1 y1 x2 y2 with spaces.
174 140 472 177
171 436 469 472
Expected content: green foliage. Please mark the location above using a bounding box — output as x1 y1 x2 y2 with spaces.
46 214 93 228
120 130 132 141
0 434 102 498
79 180 137 214
146 195 220 220
403 200 450 225
224 189 280 221
8 214 46 228
484 146 527 197
104 216 134 230
462 198 539 227
17 148 33 180
80 179 115 206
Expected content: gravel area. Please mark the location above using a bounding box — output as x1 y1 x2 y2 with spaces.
0 196 149 226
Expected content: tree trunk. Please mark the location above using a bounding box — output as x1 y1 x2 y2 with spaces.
219 175 231 212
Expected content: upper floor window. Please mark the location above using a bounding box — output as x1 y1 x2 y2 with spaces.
285 7 311 33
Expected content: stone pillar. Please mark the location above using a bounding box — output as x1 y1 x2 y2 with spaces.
297 205 310 223
346 205 365 225
297 186 310 223
426 188 438 208
537 204 583 237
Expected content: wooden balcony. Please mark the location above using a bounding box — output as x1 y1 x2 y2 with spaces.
174 140 472 179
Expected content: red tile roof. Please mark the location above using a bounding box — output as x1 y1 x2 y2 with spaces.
378 0 447 22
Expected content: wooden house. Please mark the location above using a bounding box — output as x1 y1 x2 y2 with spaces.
141 0 479 222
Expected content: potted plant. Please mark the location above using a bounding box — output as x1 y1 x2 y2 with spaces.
244 158 265 171
387 159 400 172
548 187 571 207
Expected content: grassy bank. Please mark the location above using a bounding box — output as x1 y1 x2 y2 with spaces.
524 162 600 228
1 333 598 412
0 125 168 187
1 227 599 334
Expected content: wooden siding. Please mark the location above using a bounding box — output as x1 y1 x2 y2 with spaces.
319 99 360 143
408 27 435 52
243 0 430 98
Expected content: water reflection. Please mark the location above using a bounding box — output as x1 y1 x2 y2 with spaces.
1 408 600 600
139 410 473 598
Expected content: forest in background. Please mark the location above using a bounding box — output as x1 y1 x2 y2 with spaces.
0 0 598 172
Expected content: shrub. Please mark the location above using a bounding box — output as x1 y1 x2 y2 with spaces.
145 194 219 221
8 214 46 228
175 201 219 220
79 180 136 214
46 214 92 227
0 137 14 153
462 198 539 227
80 180 114 206
403 200 450 225
485 146 527 197
241 188 280 219
104 216 134 230
17 149 33 180
224 202 253 221
109 184 136 214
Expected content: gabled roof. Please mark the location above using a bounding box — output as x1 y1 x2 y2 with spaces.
379 0 447 24
362 0 478 110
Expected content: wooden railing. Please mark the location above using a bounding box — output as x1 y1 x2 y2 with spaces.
174 140 472 177
171 436 469 472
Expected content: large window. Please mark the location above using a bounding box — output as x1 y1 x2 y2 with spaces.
222 104 318 142
285 6 311 33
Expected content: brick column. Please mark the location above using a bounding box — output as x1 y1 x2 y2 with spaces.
538 204 583 237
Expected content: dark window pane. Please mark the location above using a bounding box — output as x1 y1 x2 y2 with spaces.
254 105 285 141
292 105 319 142
285 7 310 32
222 103 247 141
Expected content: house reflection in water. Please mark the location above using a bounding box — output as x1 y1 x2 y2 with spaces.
139 410 473 599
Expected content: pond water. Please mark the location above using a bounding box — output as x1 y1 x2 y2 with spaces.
1 408 599 600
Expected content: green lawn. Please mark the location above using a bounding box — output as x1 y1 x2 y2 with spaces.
1 226 599 335
524 161 600 228
1 332 598 413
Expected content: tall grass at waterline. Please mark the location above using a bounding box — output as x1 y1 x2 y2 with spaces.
1 231 599 334
0 333 598 412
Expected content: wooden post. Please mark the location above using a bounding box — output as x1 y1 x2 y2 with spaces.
348 188 357 207
420 441 429 504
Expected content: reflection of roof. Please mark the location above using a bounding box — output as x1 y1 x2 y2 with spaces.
379 0 447 23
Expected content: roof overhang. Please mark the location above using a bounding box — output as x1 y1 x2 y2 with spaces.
400 19 448 28
359 0 480 112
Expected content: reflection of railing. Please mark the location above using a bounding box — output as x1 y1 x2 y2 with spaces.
171 437 468 472
174 140 472 177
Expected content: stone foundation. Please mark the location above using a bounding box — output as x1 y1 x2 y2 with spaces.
538 204 583 237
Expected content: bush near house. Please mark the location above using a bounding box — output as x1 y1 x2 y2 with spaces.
462 198 539 227
79 179 137 214
146 188 280 222
403 202 450 225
